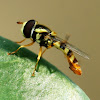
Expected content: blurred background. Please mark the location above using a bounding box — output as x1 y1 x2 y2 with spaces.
0 0 100 99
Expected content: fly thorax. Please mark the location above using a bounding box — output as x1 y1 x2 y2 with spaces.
36 33 42 43
48 39 53 45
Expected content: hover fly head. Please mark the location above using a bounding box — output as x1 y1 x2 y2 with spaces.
17 20 37 38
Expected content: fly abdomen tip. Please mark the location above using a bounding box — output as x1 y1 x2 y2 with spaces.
69 65 82 75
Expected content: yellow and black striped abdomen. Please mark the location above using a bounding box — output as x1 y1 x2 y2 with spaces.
53 41 82 75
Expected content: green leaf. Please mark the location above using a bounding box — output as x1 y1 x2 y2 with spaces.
0 36 90 100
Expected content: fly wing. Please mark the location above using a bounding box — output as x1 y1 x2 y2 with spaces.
52 35 89 59
66 42 89 59
55 34 70 42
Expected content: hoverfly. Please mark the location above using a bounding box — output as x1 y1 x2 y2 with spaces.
8 20 89 76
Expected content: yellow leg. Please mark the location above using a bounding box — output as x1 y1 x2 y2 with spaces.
41 45 52 57
32 45 53 76
41 48 47 57
16 38 33 43
32 46 42 76
8 41 34 55
15 38 26 43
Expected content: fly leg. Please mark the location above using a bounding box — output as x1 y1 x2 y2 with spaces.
32 46 42 76
15 38 26 44
32 45 52 76
41 45 52 56
8 41 34 55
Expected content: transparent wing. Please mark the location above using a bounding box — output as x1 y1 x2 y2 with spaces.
52 35 89 59
66 42 89 59
55 35 70 41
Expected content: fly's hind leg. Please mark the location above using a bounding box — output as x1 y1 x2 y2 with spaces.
8 41 34 55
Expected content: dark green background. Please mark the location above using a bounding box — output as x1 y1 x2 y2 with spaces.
0 0 99 100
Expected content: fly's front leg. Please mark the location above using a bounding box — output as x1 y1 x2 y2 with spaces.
16 38 33 44
15 38 26 44
8 41 34 55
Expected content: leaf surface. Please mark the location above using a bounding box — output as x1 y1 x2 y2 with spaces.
0 36 90 100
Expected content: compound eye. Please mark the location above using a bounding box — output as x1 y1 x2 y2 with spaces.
23 20 36 38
